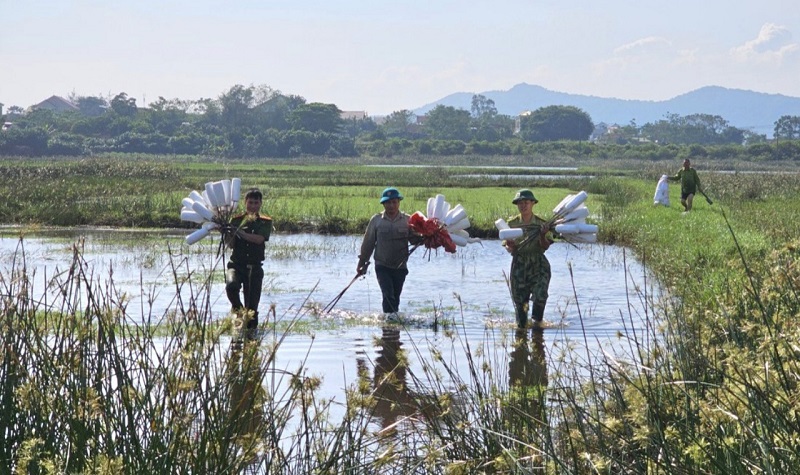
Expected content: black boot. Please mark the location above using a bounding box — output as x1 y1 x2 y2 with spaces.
245 311 259 341
532 301 546 324
515 301 529 329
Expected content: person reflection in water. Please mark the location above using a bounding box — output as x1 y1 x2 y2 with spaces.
226 340 266 467
507 327 548 465
355 327 416 430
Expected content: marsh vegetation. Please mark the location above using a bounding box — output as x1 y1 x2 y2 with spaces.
2 155 800 473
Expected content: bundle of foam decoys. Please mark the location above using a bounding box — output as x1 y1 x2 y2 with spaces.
495 190 597 245
408 194 480 253
549 191 597 243
179 178 242 245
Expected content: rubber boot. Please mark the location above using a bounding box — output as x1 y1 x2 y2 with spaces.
532 301 546 325
245 311 259 341
515 301 529 329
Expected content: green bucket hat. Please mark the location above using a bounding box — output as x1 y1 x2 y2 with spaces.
380 187 403 203
512 189 538 204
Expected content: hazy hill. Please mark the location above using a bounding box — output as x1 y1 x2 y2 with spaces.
413 83 800 137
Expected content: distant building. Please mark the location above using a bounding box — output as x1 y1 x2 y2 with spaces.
0 102 4 116
340 110 368 121
2 122 12 131
29 95 79 113
514 111 532 135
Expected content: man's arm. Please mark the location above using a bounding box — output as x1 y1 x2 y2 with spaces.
357 216 378 274
235 229 266 245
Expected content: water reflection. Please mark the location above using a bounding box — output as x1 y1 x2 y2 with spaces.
358 327 414 429
0 230 658 415
506 328 548 468
226 341 265 438
509 329 547 392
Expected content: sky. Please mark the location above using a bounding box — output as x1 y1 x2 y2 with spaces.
2 0 799 115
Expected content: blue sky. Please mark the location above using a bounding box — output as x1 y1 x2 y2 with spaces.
2 0 799 115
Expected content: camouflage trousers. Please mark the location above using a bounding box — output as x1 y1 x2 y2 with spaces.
510 254 551 327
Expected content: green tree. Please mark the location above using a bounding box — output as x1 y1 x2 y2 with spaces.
641 113 745 145
110 93 138 118
381 110 415 138
73 96 108 117
287 102 343 133
774 115 800 140
252 93 306 131
342 116 377 138
147 96 192 135
425 105 471 141
470 94 497 119
519 105 594 142
218 85 255 130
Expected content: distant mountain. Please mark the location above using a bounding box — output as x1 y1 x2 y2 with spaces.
412 83 800 137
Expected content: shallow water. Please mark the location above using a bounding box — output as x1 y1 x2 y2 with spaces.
0 228 659 415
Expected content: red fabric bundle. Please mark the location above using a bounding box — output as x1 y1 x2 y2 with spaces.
408 212 457 253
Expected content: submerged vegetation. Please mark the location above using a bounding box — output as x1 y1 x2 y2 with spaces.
2 155 800 472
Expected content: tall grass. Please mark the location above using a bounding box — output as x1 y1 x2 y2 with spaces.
4 156 800 473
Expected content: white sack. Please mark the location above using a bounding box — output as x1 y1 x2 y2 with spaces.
654 175 670 206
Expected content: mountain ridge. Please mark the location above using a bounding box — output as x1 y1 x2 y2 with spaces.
412 83 800 137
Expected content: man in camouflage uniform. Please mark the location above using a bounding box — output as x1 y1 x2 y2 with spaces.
503 189 554 329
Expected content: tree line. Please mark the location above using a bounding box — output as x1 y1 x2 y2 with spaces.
2 84 799 160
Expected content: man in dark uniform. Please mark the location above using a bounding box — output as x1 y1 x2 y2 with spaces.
224 188 272 339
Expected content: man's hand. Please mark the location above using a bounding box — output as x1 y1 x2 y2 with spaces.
356 262 369 276
220 224 236 249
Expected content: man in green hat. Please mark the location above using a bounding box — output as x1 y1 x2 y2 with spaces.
357 187 417 315
502 188 554 328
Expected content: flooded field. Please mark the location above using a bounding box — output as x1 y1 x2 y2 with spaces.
0 228 659 410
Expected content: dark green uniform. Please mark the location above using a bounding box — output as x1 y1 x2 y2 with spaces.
671 167 701 197
225 212 272 333
505 214 553 327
